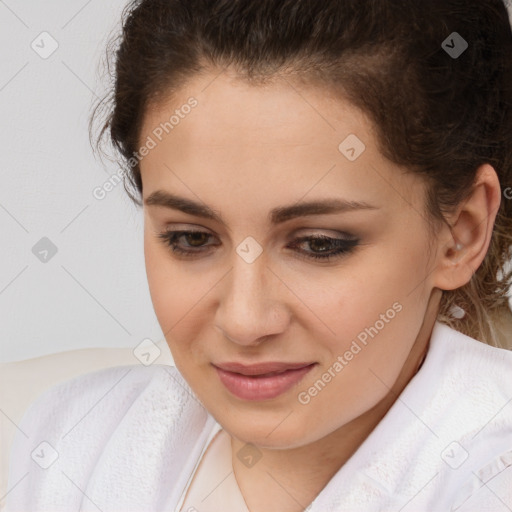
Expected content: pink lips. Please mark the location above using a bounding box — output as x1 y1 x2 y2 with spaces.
213 361 316 401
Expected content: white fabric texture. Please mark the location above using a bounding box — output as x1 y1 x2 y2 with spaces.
4 321 512 511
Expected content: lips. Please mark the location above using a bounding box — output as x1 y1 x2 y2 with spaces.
213 361 316 401
214 361 315 376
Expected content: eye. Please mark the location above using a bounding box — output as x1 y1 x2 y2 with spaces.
287 234 360 262
156 230 360 262
156 230 219 257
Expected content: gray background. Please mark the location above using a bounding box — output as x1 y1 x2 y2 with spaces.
0 0 163 362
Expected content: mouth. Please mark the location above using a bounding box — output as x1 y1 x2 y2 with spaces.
212 361 317 401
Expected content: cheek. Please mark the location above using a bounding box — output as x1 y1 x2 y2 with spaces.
143 236 220 365
144 238 194 340
275 251 414 348
290 245 430 382
144 239 173 325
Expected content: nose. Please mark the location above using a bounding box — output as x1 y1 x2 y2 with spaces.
214 254 290 347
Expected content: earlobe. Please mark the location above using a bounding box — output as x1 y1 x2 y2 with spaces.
432 164 502 292
433 238 476 291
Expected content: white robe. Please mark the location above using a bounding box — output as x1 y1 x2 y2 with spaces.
4 321 512 511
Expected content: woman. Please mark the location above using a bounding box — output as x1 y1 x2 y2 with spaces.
5 0 512 510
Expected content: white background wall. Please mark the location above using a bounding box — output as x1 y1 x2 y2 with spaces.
1 0 164 362
1 1 512 362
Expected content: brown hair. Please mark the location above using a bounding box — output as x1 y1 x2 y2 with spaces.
90 0 512 347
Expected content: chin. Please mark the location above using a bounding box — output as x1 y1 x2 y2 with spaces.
214 408 322 449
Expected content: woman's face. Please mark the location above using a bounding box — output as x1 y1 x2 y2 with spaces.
140 69 441 448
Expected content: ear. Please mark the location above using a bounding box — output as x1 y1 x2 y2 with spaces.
432 164 502 291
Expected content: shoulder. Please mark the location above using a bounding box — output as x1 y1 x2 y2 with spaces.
427 321 512 404
423 321 512 441
363 322 512 509
13 363 188 440
5 363 208 511
434 320 512 371
420 322 512 509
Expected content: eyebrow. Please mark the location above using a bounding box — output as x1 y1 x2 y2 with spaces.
144 190 380 225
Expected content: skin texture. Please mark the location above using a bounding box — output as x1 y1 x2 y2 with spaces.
139 68 501 512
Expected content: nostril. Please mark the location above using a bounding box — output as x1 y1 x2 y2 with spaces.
217 326 270 345
227 333 268 344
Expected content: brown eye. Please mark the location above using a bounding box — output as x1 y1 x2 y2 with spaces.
156 230 217 257
185 232 210 247
287 235 360 262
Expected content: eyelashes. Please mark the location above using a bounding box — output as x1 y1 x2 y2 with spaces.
156 230 360 263
289 234 359 261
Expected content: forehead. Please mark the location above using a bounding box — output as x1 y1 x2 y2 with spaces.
139 70 422 218
141 70 370 150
